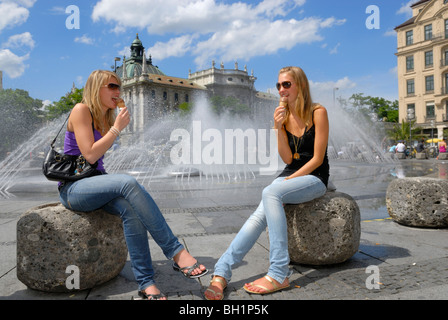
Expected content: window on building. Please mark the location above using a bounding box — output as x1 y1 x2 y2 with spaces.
151 90 156 99
445 73 448 94
406 56 414 71
407 104 415 120
174 93 179 102
445 101 448 121
425 51 433 67
163 91 167 100
425 76 434 92
424 24 432 41
185 94 189 103
407 79 415 95
445 19 448 38
426 103 435 118
406 30 413 45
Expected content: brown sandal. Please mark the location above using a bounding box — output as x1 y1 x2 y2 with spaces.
205 276 227 300
243 275 289 295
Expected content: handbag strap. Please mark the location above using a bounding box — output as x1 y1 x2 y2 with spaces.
50 110 95 148
50 112 71 148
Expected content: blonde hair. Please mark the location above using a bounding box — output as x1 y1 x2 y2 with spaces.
279 66 316 128
82 70 120 133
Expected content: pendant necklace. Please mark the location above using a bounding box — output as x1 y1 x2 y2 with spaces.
292 126 306 160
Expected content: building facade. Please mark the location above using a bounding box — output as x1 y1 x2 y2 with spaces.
395 0 448 140
115 34 276 134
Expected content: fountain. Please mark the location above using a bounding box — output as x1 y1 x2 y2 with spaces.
1 87 442 199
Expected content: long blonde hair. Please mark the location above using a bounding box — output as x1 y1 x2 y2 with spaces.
279 66 316 128
82 70 120 133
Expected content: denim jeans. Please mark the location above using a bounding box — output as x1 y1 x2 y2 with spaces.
213 175 327 284
59 174 184 291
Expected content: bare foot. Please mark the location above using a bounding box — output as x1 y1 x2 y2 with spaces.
243 275 289 294
173 249 207 277
205 276 227 300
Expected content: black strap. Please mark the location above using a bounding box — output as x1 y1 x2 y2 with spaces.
50 113 71 149
50 110 95 149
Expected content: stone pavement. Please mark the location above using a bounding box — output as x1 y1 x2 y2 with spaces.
1 159 447 305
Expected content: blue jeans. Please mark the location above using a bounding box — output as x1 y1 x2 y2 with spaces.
59 174 184 291
213 175 327 284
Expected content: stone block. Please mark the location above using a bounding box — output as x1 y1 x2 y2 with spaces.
284 192 360 265
439 153 448 160
416 152 427 159
386 177 448 228
395 153 406 159
17 203 128 292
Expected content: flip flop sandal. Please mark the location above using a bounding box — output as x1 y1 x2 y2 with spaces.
243 275 289 295
137 290 167 300
172 261 209 279
205 276 227 300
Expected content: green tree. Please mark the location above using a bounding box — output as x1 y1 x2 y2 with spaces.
45 88 83 120
345 93 398 122
388 119 423 142
0 89 45 159
209 95 251 116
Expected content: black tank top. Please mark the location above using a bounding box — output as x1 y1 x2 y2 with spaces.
278 124 330 187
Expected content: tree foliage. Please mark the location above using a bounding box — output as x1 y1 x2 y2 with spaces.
44 88 84 120
340 93 398 122
209 95 250 116
0 89 45 159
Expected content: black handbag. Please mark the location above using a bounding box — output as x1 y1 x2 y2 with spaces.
42 112 99 182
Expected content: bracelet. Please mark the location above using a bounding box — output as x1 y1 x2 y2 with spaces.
109 126 120 137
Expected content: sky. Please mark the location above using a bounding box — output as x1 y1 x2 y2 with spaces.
0 0 418 108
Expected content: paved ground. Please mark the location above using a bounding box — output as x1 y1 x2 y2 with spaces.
1 158 447 306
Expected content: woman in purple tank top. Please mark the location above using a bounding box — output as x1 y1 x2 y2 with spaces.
58 70 208 300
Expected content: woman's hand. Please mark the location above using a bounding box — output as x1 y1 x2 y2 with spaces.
114 106 130 131
273 105 287 130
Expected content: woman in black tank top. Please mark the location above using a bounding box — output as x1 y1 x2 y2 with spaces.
205 66 330 300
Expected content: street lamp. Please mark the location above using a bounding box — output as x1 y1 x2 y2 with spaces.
112 57 121 72
333 87 339 108
430 119 435 146
407 107 415 149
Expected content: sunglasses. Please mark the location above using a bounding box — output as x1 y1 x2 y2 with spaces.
103 83 121 90
276 81 292 90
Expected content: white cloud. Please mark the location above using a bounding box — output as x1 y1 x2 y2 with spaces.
329 43 340 55
91 0 346 67
0 1 30 33
396 0 417 17
74 34 94 45
2 32 35 49
0 49 29 78
309 77 357 106
150 34 198 60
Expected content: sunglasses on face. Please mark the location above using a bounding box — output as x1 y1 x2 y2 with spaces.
276 81 292 90
103 83 121 90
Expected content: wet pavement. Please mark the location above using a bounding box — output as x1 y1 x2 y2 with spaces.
1 158 447 306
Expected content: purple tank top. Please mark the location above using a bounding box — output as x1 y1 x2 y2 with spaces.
64 129 106 172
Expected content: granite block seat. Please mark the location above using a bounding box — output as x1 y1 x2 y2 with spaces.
284 191 360 265
386 177 448 228
439 153 448 160
416 152 427 159
16 203 128 292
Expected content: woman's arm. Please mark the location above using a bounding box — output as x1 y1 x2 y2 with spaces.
274 105 293 164
285 106 329 180
68 103 129 164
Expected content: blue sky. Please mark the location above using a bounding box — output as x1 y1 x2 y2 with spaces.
0 0 417 107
